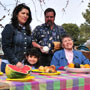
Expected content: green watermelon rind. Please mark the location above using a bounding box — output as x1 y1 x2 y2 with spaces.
5 64 31 79
7 70 29 79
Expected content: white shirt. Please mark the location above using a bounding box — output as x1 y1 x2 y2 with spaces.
64 49 73 64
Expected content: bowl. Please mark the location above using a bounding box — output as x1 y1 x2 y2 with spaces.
43 46 49 52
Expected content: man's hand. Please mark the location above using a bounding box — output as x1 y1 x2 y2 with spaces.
40 46 49 54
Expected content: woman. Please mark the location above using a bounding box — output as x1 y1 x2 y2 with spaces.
1 3 32 72
50 35 90 70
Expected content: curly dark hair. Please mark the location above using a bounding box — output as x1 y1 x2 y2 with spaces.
24 48 41 68
11 3 32 35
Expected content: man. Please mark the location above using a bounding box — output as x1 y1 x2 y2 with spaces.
32 8 66 66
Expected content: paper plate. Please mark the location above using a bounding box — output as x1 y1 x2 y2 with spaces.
31 69 44 73
39 71 61 76
65 67 90 73
6 76 35 82
0 72 3 75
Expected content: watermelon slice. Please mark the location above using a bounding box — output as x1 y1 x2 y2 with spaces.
5 64 31 78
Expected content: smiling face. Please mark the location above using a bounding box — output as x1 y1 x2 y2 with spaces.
62 37 73 50
17 8 29 25
45 11 55 27
26 55 38 65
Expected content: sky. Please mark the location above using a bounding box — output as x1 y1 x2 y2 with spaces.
0 0 89 34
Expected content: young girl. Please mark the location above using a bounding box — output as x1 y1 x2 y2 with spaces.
24 47 41 69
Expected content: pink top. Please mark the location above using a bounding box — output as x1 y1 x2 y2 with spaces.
64 49 73 64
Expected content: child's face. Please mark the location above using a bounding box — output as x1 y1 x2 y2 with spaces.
26 55 38 65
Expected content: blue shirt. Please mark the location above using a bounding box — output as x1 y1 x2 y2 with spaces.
50 49 90 70
32 23 66 51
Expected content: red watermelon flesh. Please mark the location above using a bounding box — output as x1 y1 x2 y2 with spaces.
8 65 31 73
5 64 31 78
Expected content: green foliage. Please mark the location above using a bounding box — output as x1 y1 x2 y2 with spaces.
75 38 87 46
79 23 90 39
78 2 90 45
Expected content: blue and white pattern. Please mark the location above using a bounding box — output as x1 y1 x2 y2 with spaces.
32 23 66 51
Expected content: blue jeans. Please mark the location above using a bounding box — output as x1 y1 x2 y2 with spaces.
1 62 6 73
1 60 10 73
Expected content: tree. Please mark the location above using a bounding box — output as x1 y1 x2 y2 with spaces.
62 23 80 45
82 2 90 24
79 23 90 39
78 2 90 45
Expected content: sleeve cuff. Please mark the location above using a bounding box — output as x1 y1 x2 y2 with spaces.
12 58 19 65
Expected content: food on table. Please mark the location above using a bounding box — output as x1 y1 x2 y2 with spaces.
49 65 56 73
74 63 80 68
80 64 85 68
38 66 45 72
44 66 49 72
84 64 90 68
5 64 31 78
38 65 56 73
68 63 90 68
68 63 74 68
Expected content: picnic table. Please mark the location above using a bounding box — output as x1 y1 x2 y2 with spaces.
0 70 90 90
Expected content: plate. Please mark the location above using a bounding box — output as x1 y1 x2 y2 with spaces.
31 69 44 73
6 76 35 82
39 71 61 75
65 67 90 73
0 72 3 75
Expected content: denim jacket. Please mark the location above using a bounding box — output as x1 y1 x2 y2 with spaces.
50 49 90 70
2 24 32 64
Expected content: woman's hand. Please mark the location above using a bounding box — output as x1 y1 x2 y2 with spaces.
16 62 24 68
